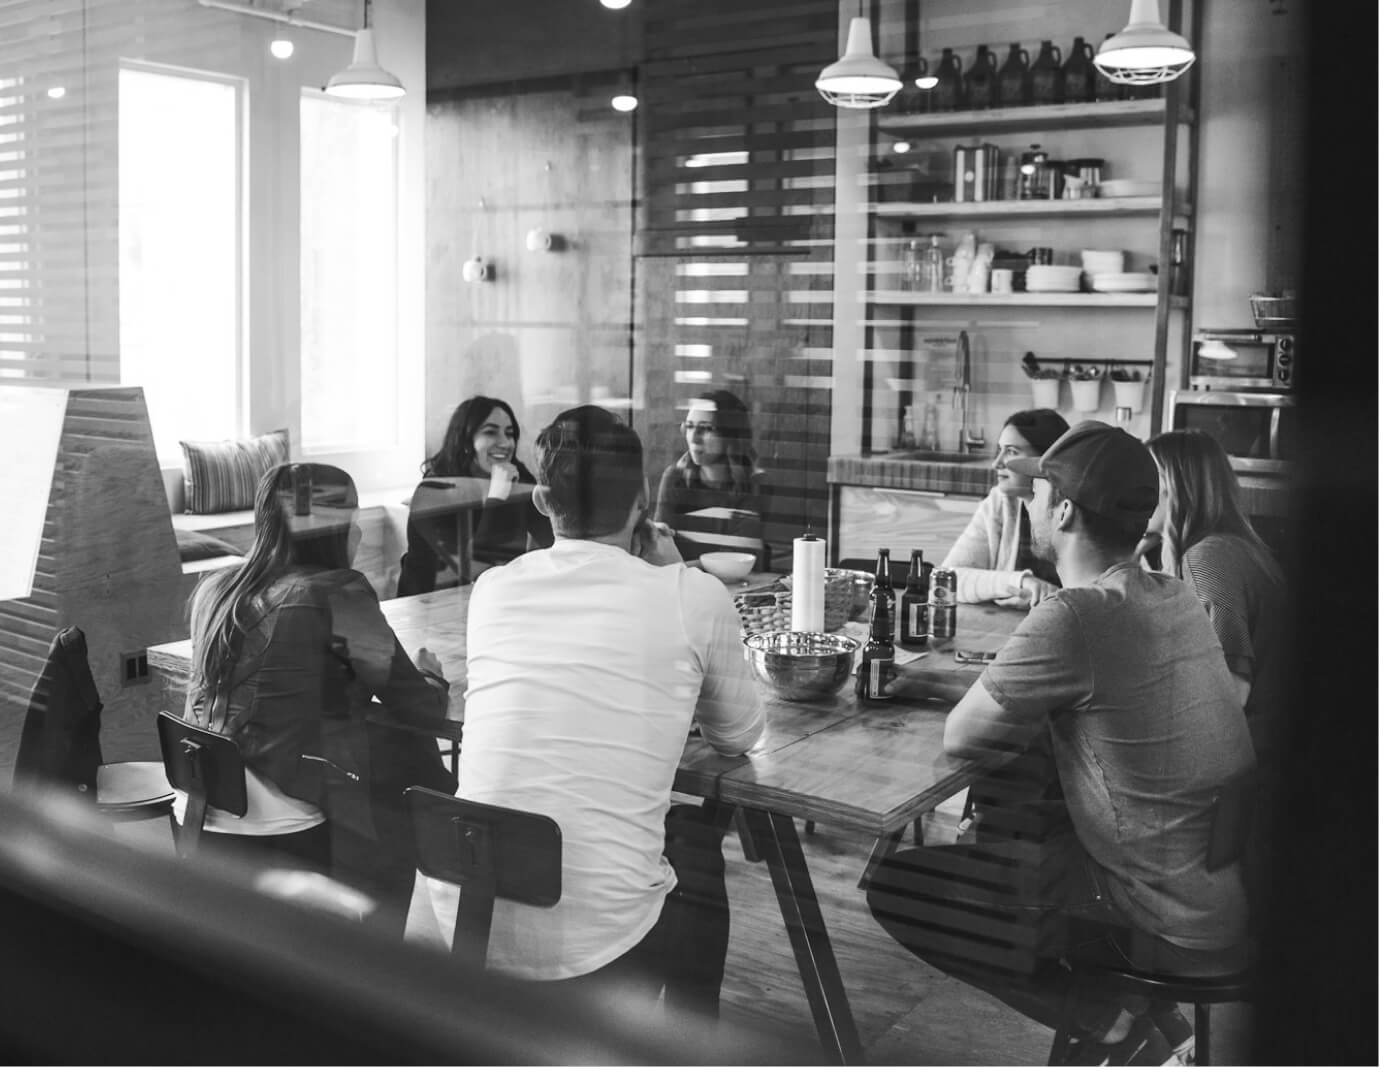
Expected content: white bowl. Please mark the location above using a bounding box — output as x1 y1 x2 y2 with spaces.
1080 249 1125 274
1025 264 1083 292
1090 271 1156 293
700 551 756 583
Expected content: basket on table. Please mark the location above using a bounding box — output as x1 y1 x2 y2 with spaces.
734 569 856 635
1249 291 1296 329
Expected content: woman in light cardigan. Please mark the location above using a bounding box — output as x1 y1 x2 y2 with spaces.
940 408 1068 606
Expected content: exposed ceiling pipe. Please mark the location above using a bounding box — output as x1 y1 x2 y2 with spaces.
196 0 356 38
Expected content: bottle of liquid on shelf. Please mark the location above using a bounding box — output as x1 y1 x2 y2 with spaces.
996 42 1030 108
1028 40 1064 105
963 44 999 110
922 235 945 292
900 405 917 449
932 48 964 112
899 551 930 650
902 238 923 290
1061 36 1097 103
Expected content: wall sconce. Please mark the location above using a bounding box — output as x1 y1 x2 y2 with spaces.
462 256 494 283
525 228 568 253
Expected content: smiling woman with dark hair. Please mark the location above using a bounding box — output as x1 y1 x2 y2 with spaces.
398 396 554 595
941 407 1069 607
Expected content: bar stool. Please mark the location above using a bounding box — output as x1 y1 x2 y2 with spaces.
1047 770 1258 1065
406 786 561 968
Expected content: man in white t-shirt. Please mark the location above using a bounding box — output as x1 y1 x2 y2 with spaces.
409 405 763 1016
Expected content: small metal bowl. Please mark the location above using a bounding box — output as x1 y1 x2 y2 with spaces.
743 631 860 702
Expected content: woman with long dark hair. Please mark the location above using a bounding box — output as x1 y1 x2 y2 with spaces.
183 463 450 875
653 390 768 564
941 408 1068 606
397 396 554 595
1145 430 1286 762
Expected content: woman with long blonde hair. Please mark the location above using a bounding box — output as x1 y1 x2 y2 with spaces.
1145 430 1286 762
184 462 450 875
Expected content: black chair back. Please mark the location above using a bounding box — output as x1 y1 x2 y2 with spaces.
157 711 248 857
14 627 103 798
406 786 561 968
1206 769 1257 873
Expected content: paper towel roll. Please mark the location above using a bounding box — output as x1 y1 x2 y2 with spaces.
791 535 825 632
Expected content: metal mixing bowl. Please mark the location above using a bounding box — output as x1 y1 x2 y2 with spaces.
743 631 859 702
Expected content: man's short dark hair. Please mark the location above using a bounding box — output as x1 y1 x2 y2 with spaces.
1047 483 1145 554
535 405 644 538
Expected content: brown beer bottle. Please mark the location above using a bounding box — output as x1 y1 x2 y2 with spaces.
899 551 929 649
856 569 896 703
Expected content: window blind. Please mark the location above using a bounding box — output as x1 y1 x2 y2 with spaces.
637 0 838 559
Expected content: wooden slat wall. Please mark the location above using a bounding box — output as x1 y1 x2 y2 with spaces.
636 0 838 562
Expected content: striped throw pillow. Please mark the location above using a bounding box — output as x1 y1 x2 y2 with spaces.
179 429 290 514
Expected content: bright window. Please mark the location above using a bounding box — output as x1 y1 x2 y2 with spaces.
299 92 399 452
118 65 241 460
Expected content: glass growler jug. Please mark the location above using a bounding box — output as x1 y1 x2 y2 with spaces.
932 47 965 112
1061 36 1096 103
996 42 1030 107
1028 39 1063 105
963 44 999 110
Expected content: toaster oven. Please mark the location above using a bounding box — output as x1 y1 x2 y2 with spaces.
1189 329 1297 391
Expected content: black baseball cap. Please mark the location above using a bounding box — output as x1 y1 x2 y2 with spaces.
1006 420 1158 530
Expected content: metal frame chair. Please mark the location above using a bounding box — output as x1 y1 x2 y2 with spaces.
406 786 561 969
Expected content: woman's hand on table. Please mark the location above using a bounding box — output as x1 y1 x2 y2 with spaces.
1000 574 1059 609
416 646 446 683
633 518 683 567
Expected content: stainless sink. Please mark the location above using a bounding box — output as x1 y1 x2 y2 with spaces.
884 449 989 464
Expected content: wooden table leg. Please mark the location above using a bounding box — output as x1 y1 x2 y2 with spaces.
740 807 864 1066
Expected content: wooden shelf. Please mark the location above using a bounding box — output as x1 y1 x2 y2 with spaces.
866 290 1175 309
877 98 1191 137
872 197 1192 229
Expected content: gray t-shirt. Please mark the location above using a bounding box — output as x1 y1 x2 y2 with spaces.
980 562 1256 951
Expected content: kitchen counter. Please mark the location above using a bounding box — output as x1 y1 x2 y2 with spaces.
827 453 995 496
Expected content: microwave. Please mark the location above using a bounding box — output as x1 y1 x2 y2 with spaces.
1189 329 1296 391
1167 390 1297 476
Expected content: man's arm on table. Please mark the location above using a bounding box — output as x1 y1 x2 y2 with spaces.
686 572 764 756
888 597 1087 760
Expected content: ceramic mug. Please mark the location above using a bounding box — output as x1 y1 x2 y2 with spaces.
991 268 1014 295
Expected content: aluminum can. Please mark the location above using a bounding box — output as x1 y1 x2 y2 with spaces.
929 565 957 640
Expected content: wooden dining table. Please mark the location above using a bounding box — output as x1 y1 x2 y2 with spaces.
146 575 1024 1066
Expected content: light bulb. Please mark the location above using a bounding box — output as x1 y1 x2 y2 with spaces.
914 74 938 90
611 93 638 112
46 85 66 100
270 37 295 60
892 140 912 154
600 0 633 8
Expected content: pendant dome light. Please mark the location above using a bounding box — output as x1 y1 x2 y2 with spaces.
326 0 405 100
1094 0 1196 86
816 14 902 110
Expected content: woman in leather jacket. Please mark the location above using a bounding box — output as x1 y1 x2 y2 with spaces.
183 462 450 876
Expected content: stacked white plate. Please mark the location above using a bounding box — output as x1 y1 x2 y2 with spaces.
1025 265 1083 293
1098 179 1161 199
1089 272 1156 293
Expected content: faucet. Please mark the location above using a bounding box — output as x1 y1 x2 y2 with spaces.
953 330 986 454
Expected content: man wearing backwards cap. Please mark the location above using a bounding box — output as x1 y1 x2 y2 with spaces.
867 422 1256 1066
